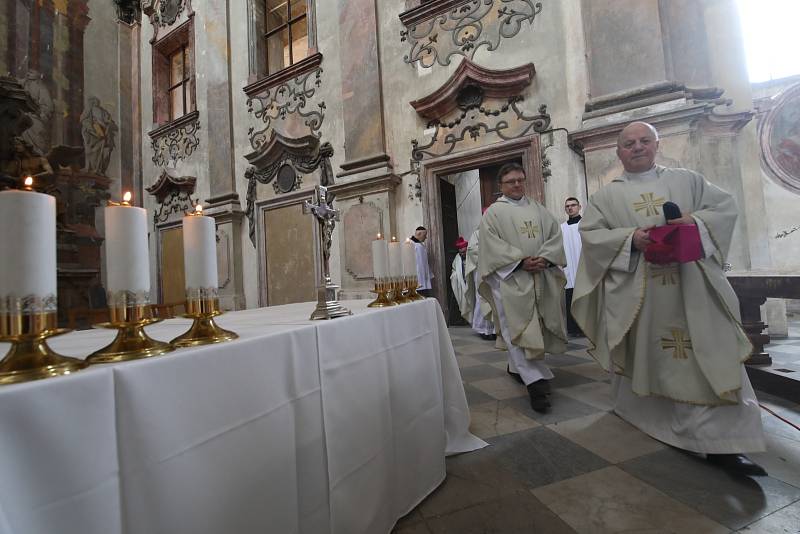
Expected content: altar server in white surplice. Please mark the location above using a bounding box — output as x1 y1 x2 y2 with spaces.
450 236 471 320
478 162 567 413
560 197 583 337
411 226 433 297
465 227 496 340
572 121 767 477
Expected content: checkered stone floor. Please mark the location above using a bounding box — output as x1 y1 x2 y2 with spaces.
393 326 800 534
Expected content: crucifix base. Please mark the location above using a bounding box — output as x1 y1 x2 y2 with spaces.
310 282 353 320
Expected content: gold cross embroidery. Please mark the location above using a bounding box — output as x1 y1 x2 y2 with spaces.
661 329 693 359
633 193 666 217
650 264 679 286
520 220 539 239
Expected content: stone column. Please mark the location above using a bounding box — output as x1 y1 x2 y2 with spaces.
335 0 392 179
200 0 245 310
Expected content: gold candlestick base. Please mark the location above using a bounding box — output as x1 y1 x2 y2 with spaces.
170 298 238 348
0 312 86 385
368 281 398 308
88 305 174 364
392 279 411 304
404 276 425 301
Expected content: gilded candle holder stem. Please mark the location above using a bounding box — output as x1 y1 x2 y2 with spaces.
170 297 238 348
392 277 411 304
87 304 174 364
405 276 424 301
0 312 86 385
368 278 397 308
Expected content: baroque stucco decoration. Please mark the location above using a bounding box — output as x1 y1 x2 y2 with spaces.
400 0 543 68
759 81 800 195
145 170 197 224
243 131 335 246
409 60 550 161
142 0 194 42
149 110 201 168
244 54 326 148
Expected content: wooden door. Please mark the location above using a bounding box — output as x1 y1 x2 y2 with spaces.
160 226 186 305
440 179 467 325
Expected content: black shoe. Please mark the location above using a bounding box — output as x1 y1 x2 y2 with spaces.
507 365 523 384
706 454 768 477
479 333 497 341
527 381 551 413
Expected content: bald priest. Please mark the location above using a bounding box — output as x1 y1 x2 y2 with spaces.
572 121 766 476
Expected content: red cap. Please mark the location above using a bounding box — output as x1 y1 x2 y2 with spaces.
455 236 468 249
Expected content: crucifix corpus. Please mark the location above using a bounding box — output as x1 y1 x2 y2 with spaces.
303 185 352 320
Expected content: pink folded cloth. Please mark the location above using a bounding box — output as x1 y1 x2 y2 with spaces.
644 224 703 264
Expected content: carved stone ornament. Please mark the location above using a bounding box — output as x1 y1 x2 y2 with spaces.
145 169 198 224
143 0 194 42
244 55 326 147
148 110 200 168
243 131 335 245
759 81 800 195
400 0 543 68
408 59 549 160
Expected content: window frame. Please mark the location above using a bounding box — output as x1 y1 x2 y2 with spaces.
151 16 196 128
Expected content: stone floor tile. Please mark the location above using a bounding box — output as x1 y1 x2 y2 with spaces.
547 412 665 464
468 400 539 439
454 343 497 356
455 354 484 368
471 376 528 400
418 448 528 518
393 509 426 529
392 521 432 534
559 362 612 382
487 427 608 489
463 383 495 406
532 466 729 534
749 430 800 488
458 364 507 383
469 351 507 364
737 500 800 533
620 448 800 530
549 367 596 389
425 491 577 534
502 391 604 425
557 381 615 411
546 353 594 367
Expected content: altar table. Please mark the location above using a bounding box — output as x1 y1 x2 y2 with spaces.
0 299 485 534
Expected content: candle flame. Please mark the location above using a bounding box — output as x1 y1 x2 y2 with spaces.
122 191 132 203
391 236 397 242
195 203 203 214
377 233 382 239
24 176 33 188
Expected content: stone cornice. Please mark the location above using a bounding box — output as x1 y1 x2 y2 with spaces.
399 0 472 28
243 53 323 98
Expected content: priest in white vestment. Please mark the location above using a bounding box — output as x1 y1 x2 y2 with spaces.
465 228 496 340
560 197 583 337
411 226 433 297
478 162 567 413
450 236 471 320
572 122 766 476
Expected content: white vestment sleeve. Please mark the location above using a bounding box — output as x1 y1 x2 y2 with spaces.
692 216 717 258
495 261 520 280
609 232 638 272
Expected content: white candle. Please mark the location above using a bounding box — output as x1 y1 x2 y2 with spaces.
388 237 402 278
0 189 57 306
402 239 416 277
105 203 150 296
371 235 388 279
183 211 218 290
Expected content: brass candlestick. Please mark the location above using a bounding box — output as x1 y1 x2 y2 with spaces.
391 277 411 304
88 304 174 364
170 297 237 347
367 278 397 308
0 311 86 385
405 276 424 301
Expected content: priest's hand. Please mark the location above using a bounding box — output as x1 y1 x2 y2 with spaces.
666 214 696 226
522 257 549 272
632 227 654 252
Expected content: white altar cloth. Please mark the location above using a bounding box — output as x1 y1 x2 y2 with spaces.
0 299 485 534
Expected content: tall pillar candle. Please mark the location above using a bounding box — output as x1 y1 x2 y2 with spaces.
0 189 57 312
183 213 218 296
388 238 402 278
371 235 389 279
402 240 416 277
105 203 150 305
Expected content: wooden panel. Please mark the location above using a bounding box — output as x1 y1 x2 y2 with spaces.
264 203 315 305
160 226 186 304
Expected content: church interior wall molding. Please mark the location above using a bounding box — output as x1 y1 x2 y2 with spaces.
142 0 193 43
148 109 201 168
399 0 544 68
145 169 197 225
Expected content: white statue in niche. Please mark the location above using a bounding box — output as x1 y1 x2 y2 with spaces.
80 97 118 176
19 70 54 156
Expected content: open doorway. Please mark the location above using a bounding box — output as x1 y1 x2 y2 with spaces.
438 157 524 326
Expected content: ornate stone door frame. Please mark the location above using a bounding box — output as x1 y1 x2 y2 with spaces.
420 135 544 318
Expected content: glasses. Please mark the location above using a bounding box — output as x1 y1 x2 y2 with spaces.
501 178 525 185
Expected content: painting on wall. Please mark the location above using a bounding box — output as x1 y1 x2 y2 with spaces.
761 82 800 195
